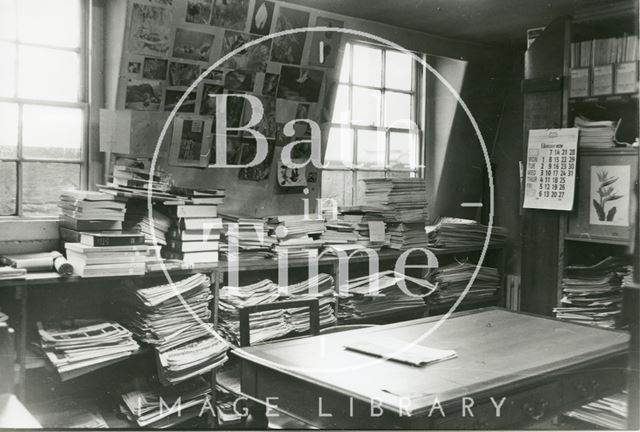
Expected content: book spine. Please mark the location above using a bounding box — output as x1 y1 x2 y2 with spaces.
81 236 146 247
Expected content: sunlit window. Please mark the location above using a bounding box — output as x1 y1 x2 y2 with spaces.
0 0 85 217
322 41 424 206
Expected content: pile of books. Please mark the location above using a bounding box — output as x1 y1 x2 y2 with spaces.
120 376 211 428
111 162 172 194
267 215 325 259
387 223 428 250
123 200 173 246
361 178 428 223
58 190 127 245
427 262 501 305
220 214 275 261
216 387 244 427
337 271 433 321
554 256 629 329
426 217 507 249
279 274 337 332
218 279 293 345
36 320 139 381
563 392 627 429
570 35 639 68
574 115 620 149
115 273 228 384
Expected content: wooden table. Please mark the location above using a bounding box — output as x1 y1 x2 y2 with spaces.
0 394 41 428
234 308 629 429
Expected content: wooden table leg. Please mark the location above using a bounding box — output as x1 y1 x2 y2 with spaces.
15 285 27 400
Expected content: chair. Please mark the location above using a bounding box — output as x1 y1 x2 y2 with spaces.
0 322 15 394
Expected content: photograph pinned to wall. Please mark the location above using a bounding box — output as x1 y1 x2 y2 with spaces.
589 165 630 226
224 70 255 91
308 17 344 68
249 0 274 35
199 82 223 115
238 139 275 181
242 95 276 138
277 66 323 103
168 62 201 86
186 0 212 24
222 91 247 132
164 88 197 112
270 7 309 65
277 158 307 188
262 72 279 96
127 54 143 77
220 30 271 72
169 116 213 167
210 0 249 30
152 0 173 5
172 28 214 62
210 135 243 165
306 171 317 183
128 3 173 56
201 68 224 82
125 80 162 111
142 57 168 80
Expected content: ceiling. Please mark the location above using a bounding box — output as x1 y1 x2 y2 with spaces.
281 0 631 46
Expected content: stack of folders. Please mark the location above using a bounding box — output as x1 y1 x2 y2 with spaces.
337 271 433 321
218 279 293 345
120 376 211 428
554 257 629 329
427 262 501 305
65 232 150 277
361 178 429 223
426 217 508 249
266 215 325 259
574 115 620 148
36 320 139 381
279 274 337 332
58 190 127 245
220 214 275 261
387 223 428 250
123 200 173 247
115 273 228 384
563 392 627 430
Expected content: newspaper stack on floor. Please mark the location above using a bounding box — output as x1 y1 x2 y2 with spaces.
115 273 228 384
337 271 434 321
554 256 629 329
266 215 325 259
220 214 275 261
426 217 507 249
37 320 139 381
120 376 211 428
361 178 428 223
279 274 337 332
218 279 293 345
426 262 501 305
563 392 627 429
574 115 620 149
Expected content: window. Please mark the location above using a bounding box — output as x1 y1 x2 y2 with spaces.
322 41 424 206
0 0 86 217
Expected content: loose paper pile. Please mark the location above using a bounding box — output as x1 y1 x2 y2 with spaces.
267 215 325 259
387 223 428 250
220 214 275 261
324 210 387 250
426 217 507 249
427 262 501 305
123 200 173 246
361 178 429 223
279 274 337 332
574 115 620 149
564 392 627 429
0 266 27 280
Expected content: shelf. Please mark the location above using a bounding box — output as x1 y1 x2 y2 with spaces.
564 234 631 246
569 92 638 105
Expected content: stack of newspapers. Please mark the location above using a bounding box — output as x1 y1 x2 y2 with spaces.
574 115 619 149
266 215 325 259
323 209 387 250
361 178 428 223
37 320 139 381
427 262 501 305
115 273 228 384
220 214 275 261
563 392 627 429
279 274 337 332
387 223 428 250
426 217 507 249
122 199 173 247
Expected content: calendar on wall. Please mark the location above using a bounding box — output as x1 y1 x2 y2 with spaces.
523 128 579 211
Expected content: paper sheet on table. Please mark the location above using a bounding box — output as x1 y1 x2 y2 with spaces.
344 336 457 367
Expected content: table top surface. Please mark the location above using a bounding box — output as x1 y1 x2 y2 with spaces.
235 308 629 415
0 394 41 428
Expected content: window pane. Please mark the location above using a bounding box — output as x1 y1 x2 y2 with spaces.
321 170 353 208
338 43 350 83
23 105 83 160
356 129 385 169
352 87 381 127
18 0 81 48
356 170 385 204
0 102 18 158
385 50 413 91
18 46 80 102
0 42 16 97
23 162 80 216
0 161 17 215
352 44 381 87
0 0 17 40
384 91 412 129
324 127 353 168
389 131 419 170
331 84 349 124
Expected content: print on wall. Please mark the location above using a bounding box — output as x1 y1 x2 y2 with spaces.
200 83 224 115
210 0 249 30
262 72 279 96
270 7 309 64
277 66 323 102
169 117 213 167
142 57 168 80
238 140 275 181
221 31 271 72
185 0 212 24
277 159 307 187
164 88 197 112
172 28 214 62
589 165 630 226
224 70 255 91
249 0 274 35
168 62 201 86
242 94 276 138
308 17 344 68
210 136 243 165
128 3 173 56
125 80 162 111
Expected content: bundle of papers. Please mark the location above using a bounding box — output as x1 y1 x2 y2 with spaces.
115 273 228 384
345 336 457 367
218 279 293 345
337 271 433 321
267 215 325 259
279 274 337 332
0 265 27 280
120 376 211 428
111 163 172 194
37 320 139 381
426 217 507 249
58 190 127 243
574 115 620 149
123 200 173 246
220 214 275 261
361 178 428 223
324 211 387 250
427 262 501 305
564 392 627 429
554 257 629 329
65 243 150 278
387 223 427 250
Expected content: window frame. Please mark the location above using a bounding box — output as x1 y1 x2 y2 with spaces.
0 0 90 219
322 39 427 206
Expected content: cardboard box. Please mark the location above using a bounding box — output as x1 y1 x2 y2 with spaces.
614 61 638 94
591 64 614 96
569 68 590 98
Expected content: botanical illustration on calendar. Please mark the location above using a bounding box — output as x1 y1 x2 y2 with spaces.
589 165 630 226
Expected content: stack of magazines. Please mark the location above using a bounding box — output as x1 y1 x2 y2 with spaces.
115 273 228 384
37 320 139 381
361 178 428 223
427 262 501 305
220 214 275 261
266 215 325 259
426 217 507 249
123 200 173 247
324 210 388 250
279 274 337 332
563 392 627 429
218 279 293 345
554 256 629 329
387 223 428 250
574 115 620 149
